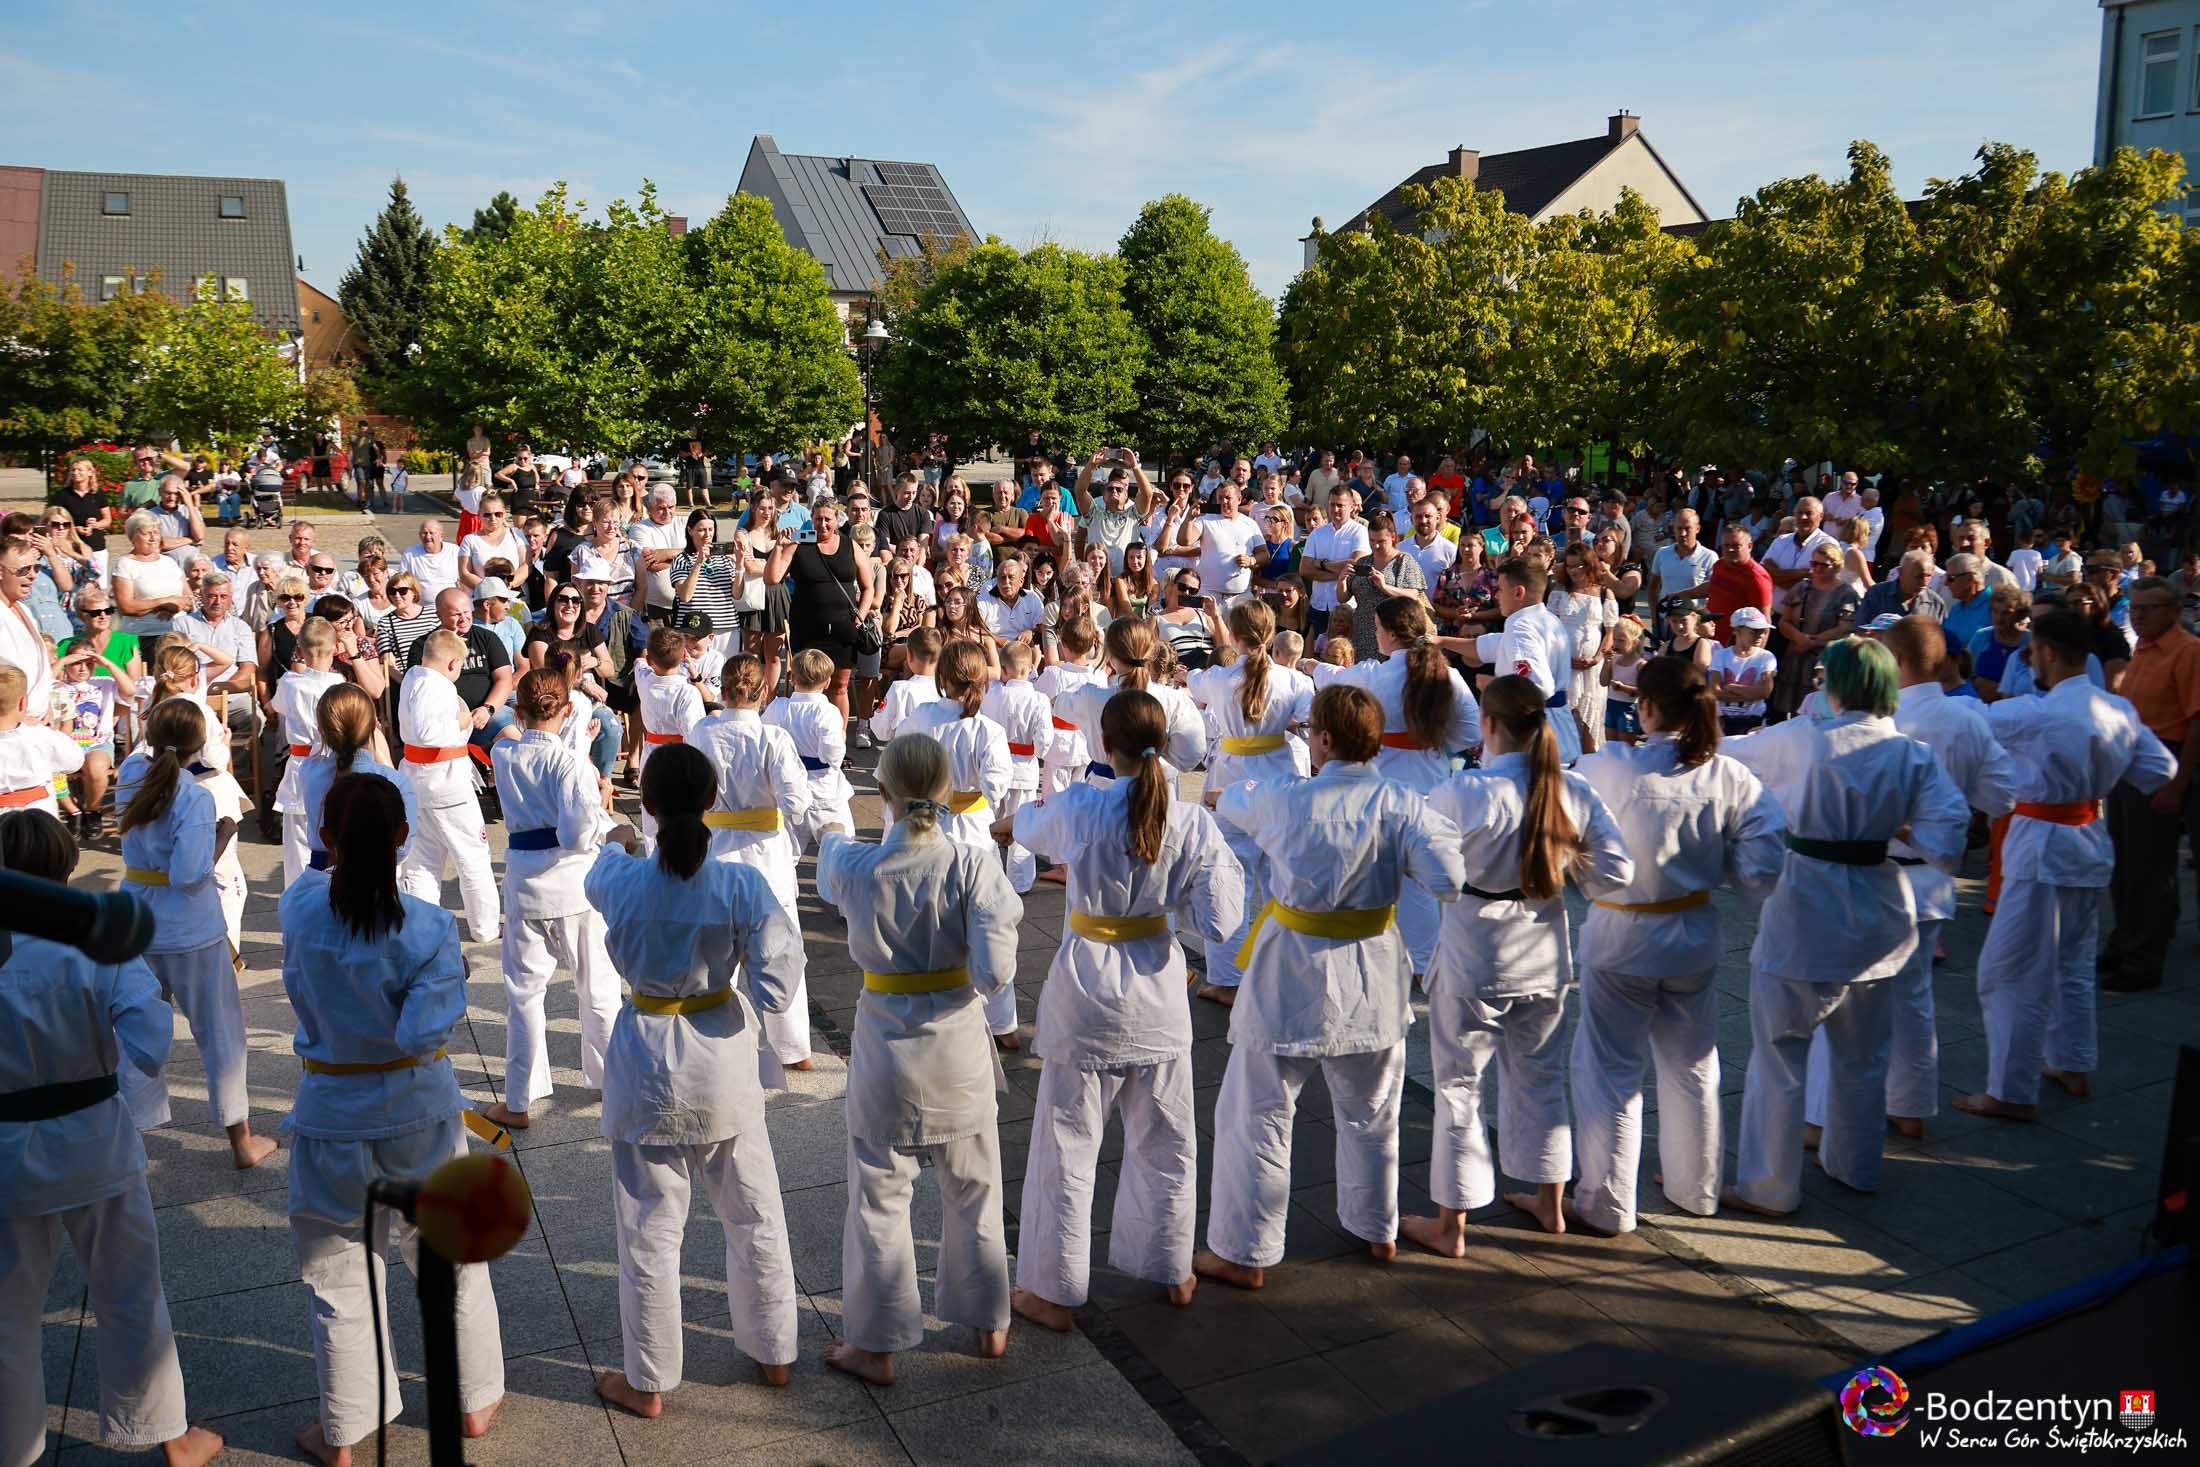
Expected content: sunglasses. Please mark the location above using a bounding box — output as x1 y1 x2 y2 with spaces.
552 595 581 606
309 565 336 574
486 511 507 520
44 520 70 530
392 587 420 599
82 606 112 617
278 594 306 604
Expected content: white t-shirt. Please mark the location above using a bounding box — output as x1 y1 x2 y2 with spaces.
1858 506 1885 561
2005 547 2043 594
1762 529 1837 581
1404 533 1457 588
1712 643 1777 718
400 544 461 599
461 528 527 576
1196 512 1264 597
1649 543 1715 607
627 517 686 608
1302 520 1370 611
110 553 188 635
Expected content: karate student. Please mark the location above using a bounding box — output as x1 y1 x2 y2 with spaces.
1055 618 1205 784
0 810 224 1467
272 618 347 886
1569 657 1786 1234
395 629 501 942
762 649 853 853
1956 607 2176 1120
1196 684 1466 1288
294 685 404 877
1805 617 2015 1140
817 733 1023 1385
869 627 941 744
483 669 622 1132
1032 617 1104 799
585 744 805 1417
1451 556 1582 764
1186 599 1313 1005
1333 598 1480 978
0 663 86 815
635 627 704 847
981 640 1049 892
1722 638 1970 1214
690 654 814 1071
1006 691 1245 1327
279 775 503 1466
117 700 275 1168
1407 676 1631 1248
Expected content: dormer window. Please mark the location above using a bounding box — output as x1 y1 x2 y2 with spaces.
102 191 129 216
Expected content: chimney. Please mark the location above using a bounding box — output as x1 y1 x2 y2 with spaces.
1608 111 1639 143
664 216 688 237
1448 145 1480 181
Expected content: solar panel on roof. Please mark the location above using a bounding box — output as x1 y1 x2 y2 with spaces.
863 180 961 238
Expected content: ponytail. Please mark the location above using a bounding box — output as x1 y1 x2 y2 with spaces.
323 773 407 939
316 684 378 774
151 640 200 706
1481 675 1580 902
1104 617 1155 694
119 699 204 833
1635 655 1720 767
877 732 952 837
937 641 988 716
643 743 716 880
1377 598 1451 750
1229 599 1276 726
1102 689 1169 865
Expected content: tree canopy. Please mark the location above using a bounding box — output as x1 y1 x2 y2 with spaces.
338 177 436 393
1117 194 1286 454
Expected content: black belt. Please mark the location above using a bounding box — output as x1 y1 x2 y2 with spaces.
1891 855 1925 867
0 1073 119 1123
1463 882 1525 901
1785 834 1889 866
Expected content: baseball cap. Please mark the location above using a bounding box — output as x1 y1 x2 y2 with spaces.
1863 612 1906 632
668 607 715 637
569 551 615 582
473 577 514 602
1729 606 1771 630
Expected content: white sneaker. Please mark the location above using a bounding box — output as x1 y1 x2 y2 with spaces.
851 724 874 750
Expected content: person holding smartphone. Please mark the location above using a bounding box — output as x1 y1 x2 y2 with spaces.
1153 570 1221 671
669 510 742 650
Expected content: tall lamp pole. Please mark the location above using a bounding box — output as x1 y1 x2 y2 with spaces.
859 316 890 491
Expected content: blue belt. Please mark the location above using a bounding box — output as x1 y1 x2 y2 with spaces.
507 827 560 851
1086 760 1116 781
799 755 830 772
1545 690 1569 710
308 849 331 871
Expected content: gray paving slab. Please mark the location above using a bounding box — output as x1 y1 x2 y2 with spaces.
810 1285 1105 1413
888 1360 1197 1467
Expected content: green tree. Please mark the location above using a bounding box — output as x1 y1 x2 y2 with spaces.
0 264 174 454
1116 194 1285 455
877 239 1140 457
339 177 437 391
285 363 366 447
138 277 301 450
465 190 523 246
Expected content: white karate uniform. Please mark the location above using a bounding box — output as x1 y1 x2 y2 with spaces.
193 761 250 956
1570 736 1787 1233
1209 762 1465 1265
1186 659 1315 989
1476 602 1583 764
272 666 345 886
0 724 83 815
1974 677 2175 1106
634 667 704 845
903 702 1018 1034
277 879 502 1449
116 756 248 1129
293 751 409 875
1032 662 1102 796
868 672 937 743
1054 678 1205 785
492 732 621 1114
817 825 1023 1353
1805 684 2017 1127
395 666 501 943
981 676 1050 892
136 691 231 775
763 690 853 851
690 708 813 1065
1333 653 1481 974
1423 756 1632 1212
1724 713 1970 1211
0 939 184 1466
585 847 807 1390
1009 784 1244 1305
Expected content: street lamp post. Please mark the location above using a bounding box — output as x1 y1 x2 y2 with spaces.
859 316 890 492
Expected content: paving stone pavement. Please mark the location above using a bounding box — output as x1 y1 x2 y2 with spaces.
31 763 2195 1465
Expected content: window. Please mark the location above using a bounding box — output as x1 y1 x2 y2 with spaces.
101 191 129 215
100 276 123 302
222 277 249 302
130 274 148 295
219 194 245 219
2139 29 2180 117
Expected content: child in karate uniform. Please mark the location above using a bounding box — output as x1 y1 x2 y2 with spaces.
981 641 1049 893
690 654 814 1071
279 775 503 1466
1055 619 1205 785
818 733 1023 1385
762 649 853 853
635 627 705 848
0 663 85 816
483 669 623 1133
1186 600 1313 1006
293 686 404 880
117 700 276 1169
0 810 224 1467
1405 676 1632 1249
1033 617 1103 799
585 744 806 1417
1007 691 1244 1328
868 628 940 744
396 629 501 942
273 619 347 886
1453 556 1581 764
1196 684 1466 1288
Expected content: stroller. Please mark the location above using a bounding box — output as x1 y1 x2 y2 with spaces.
248 460 286 526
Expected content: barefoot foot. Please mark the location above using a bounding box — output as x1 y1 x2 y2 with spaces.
162 1424 225 1467
2042 1068 2090 1099
1193 1249 1265 1290
231 1132 278 1170
824 1340 895 1386
1193 983 1238 1007
975 1327 1009 1359
1801 1123 1822 1152
784 1059 815 1072
1398 1211 1468 1258
481 1102 530 1130
1011 1287 1074 1332
1952 1091 2037 1121
1166 1275 1197 1307
1719 1187 1796 1218
292 1422 344 1467
758 1362 792 1387
462 1398 502 1438
593 1371 662 1418
1366 1239 1398 1263
1889 1115 1926 1139
1505 1188 1567 1235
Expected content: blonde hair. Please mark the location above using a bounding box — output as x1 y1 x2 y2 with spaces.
1269 630 1304 664
789 649 834 689
877 733 951 834
1228 599 1277 725
421 628 466 664
275 572 310 600
1001 641 1036 677
296 617 337 661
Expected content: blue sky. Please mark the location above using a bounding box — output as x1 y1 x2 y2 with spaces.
3 1 2103 300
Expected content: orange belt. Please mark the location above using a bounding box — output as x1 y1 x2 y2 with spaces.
289 743 312 757
1381 731 1431 751
1051 716 1079 731
2014 800 2097 826
403 743 469 764
0 785 47 808
643 730 684 745
1008 741 1037 757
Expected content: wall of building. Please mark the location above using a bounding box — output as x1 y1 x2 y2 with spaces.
2095 0 2200 218
1538 136 1707 227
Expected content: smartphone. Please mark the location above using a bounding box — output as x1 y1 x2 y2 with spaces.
797 525 817 544
1182 593 1206 609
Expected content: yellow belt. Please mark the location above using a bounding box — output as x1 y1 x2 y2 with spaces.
704 807 782 831
863 965 971 994
948 791 989 814
630 988 733 1016
122 867 169 887
1236 899 1395 968
303 1046 447 1076
1219 733 1287 756
1068 912 1169 942
1593 889 1712 915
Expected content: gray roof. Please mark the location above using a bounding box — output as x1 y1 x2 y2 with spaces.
33 169 300 333
1337 135 1621 237
739 136 976 296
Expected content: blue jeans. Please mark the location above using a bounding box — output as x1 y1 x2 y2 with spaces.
468 705 518 764
587 707 620 776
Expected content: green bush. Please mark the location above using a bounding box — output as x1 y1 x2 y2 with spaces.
48 443 133 503
403 448 455 474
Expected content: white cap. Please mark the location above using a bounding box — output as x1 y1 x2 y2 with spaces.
1729 605 1771 630
569 550 616 583
473 576 514 602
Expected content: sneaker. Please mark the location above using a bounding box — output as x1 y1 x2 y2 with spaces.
851 724 874 750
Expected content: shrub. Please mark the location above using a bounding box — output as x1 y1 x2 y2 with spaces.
403 448 455 474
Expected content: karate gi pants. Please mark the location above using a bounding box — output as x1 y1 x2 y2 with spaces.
145 939 250 1128
289 1127 504 1448
1206 1043 1406 1268
282 808 313 890
612 1133 800 1391
1202 832 1266 991
1806 919 1943 1128
398 797 501 944
841 1130 1008 1353
1734 973 1893 1213
1016 1056 1195 1307
499 913 620 1112
761 977 813 1067
0 1186 187 1466
1427 988 1571 1213
998 788 1037 895
1397 887 1439 977
1976 880 2099 1107
1569 967 1722 1234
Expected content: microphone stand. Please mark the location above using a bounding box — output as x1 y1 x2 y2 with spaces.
366 1181 469 1467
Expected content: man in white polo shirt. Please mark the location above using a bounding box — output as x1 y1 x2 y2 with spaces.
1403 496 1457 588
399 518 462 600
1649 508 1717 613
1299 489 1369 640
626 484 687 621
1762 496 1838 595
1183 480 1264 608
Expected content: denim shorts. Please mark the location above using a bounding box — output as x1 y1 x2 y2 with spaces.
1605 700 1640 737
